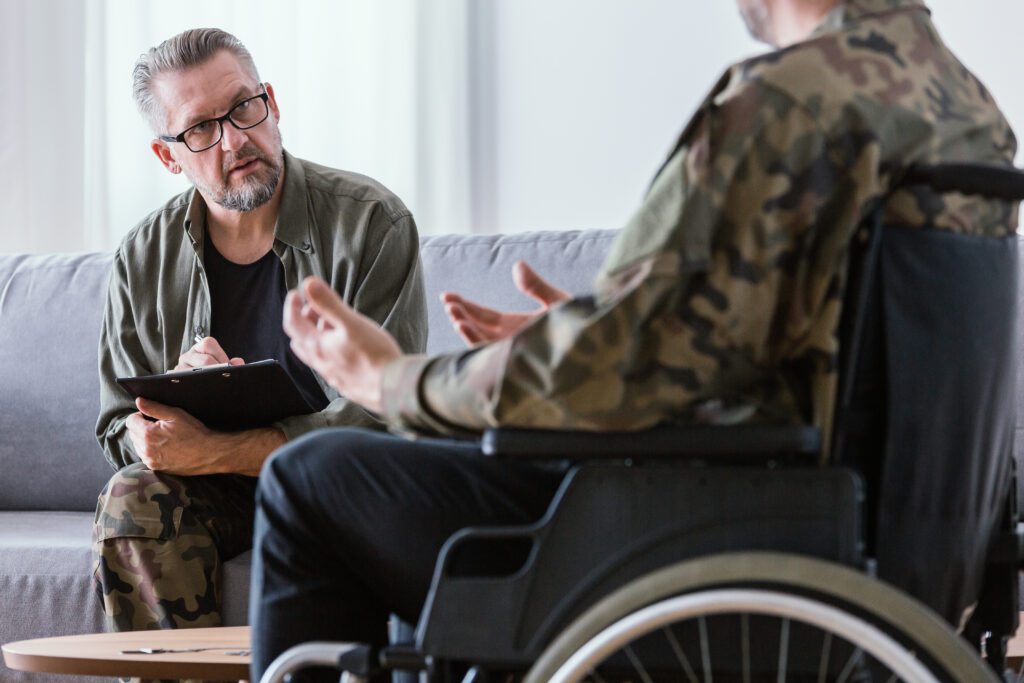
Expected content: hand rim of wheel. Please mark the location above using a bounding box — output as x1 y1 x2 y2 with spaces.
525 552 995 683
548 587 936 683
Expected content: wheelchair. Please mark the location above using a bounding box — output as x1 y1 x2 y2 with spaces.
261 163 1024 683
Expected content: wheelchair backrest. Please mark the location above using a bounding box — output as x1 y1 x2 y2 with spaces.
833 164 1024 623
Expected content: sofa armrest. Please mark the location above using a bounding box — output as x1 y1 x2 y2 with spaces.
480 424 821 462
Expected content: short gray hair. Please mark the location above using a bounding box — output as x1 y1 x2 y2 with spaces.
133 28 261 134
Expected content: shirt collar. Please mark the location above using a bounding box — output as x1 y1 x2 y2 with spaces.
183 188 207 254
182 149 313 254
274 150 314 253
812 0 929 37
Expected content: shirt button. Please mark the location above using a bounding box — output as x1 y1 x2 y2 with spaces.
301 240 311 251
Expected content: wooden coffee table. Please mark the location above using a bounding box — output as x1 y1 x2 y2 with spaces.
2 626 250 680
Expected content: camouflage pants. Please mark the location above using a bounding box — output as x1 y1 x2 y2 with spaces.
92 462 257 683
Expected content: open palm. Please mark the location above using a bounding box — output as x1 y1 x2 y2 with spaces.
441 261 570 346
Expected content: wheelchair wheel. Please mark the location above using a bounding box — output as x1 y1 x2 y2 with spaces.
526 552 996 683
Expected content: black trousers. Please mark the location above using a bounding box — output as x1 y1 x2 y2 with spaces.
250 428 564 682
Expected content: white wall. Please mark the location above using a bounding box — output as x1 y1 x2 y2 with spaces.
1 1 1022 252
483 0 1024 234
0 0 87 253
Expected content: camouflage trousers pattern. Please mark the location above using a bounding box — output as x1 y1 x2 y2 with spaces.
92 462 258 683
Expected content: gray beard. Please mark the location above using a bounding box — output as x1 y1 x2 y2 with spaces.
216 162 281 212
185 126 284 213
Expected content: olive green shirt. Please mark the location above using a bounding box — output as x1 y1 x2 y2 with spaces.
97 151 427 470
380 0 1017 452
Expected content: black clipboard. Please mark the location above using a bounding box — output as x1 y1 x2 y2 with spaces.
116 359 316 431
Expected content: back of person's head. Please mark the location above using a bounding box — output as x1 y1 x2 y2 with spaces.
132 28 260 134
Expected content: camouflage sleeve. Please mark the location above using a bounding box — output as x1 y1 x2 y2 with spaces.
275 212 428 441
95 248 147 470
381 78 850 436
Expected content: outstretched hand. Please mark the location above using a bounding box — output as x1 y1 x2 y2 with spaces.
441 260 569 346
283 276 402 413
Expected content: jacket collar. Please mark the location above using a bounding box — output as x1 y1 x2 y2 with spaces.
182 149 313 254
812 0 929 37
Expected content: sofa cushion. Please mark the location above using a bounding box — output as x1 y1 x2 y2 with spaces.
0 511 105 682
420 230 616 356
0 254 115 512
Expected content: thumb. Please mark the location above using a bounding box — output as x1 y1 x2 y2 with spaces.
136 398 182 422
513 261 570 307
303 277 356 327
229 357 245 366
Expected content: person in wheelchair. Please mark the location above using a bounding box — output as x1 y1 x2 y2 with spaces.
251 0 1019 680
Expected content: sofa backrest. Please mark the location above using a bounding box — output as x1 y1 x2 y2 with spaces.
420 230 616 355
0 253 114 512
0 230 617 512
6 230 1019 514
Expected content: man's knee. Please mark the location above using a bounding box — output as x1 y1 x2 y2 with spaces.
93 464 223 629
94 463 190 544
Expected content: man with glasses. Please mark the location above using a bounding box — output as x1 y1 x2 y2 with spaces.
91 28 426 657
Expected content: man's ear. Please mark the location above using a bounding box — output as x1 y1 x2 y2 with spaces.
265 82 281 124
151 139 182 174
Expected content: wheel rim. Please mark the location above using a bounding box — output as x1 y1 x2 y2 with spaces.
549 588 939 683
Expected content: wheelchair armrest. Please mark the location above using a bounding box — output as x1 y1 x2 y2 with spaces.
480 424 821 461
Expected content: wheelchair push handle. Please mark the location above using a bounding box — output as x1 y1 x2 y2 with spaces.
901 163 1024 201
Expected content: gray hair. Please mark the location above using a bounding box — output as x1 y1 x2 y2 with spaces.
133 28 260 134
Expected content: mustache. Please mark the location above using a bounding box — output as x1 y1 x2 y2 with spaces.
221 145 271 177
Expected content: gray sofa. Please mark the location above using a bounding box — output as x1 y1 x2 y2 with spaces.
0 229 616 682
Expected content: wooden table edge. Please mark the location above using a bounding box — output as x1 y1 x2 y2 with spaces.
2 627 250 680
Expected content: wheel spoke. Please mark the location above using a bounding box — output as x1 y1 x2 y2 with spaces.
776 617 790 683
623 643 654 683
741 613 750 683
698 616 713 683
817 631 832 683
663 625 700 683
835 647 864 683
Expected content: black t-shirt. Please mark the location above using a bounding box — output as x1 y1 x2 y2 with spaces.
204 232 329 413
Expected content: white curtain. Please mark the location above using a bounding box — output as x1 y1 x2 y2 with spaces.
1 0 474 254
1 0 88 253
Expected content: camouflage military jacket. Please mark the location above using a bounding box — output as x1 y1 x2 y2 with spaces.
97 152 427 470
381 0 1017 450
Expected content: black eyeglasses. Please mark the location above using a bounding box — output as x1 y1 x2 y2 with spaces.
159 84 270 153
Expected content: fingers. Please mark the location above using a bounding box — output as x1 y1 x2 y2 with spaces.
513 261 570 307
442 300 487 346
283 289 315 340
302 277 355 328
455 320 485 346
135 397 183 422
442 293 503 325
125 412 151 437
193 337 231 363
229 357 245 366
176 336 231 369
284 289 327 372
